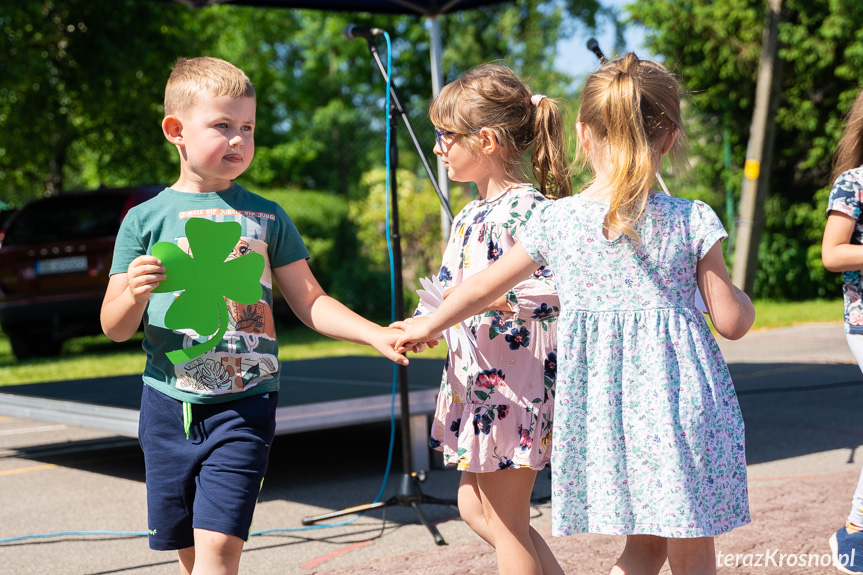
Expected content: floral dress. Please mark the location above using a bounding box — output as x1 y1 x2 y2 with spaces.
417 183 559 473
520 193 750 538
826 166 863 334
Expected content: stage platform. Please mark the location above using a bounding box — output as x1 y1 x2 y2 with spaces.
0 356 445 470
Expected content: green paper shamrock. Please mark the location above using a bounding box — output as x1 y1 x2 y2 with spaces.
152 218 265 364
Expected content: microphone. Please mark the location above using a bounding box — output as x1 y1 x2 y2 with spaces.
344 24 384 41
586 37 606 63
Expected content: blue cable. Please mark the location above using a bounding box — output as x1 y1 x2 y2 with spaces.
0 32 401 546
379 29 398 508
0 531 146 543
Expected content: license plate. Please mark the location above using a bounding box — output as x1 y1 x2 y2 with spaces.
35 256 88 275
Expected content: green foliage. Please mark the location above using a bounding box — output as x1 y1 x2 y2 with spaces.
346 167 473 317
1 1 195 204
1 0 601 320
2 1 600 206
255 187 349 293
628 0 863 300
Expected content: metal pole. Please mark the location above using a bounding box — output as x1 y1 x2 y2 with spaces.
429 15 452 244
732 0 783 293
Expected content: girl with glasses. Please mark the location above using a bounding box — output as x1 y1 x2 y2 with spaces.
397 63 571 575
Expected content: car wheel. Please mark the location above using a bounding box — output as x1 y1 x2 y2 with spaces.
9 334 63 360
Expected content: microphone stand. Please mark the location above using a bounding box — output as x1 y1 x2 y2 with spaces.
301 34 456 546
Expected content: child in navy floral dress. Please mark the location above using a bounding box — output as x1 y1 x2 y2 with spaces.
397 54 756 575
397 63 571 575
822 87 863 573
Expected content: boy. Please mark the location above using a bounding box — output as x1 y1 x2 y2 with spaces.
100 56 407 575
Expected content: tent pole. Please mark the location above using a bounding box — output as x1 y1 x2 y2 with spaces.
429 15 452 245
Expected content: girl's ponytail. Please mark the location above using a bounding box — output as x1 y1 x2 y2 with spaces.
531 96 572 198
578 53 686 242
603 56 659 240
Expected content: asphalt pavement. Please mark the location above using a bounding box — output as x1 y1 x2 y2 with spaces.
1 322 862 574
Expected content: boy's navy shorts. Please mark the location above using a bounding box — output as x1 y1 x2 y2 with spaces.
138 384 278 550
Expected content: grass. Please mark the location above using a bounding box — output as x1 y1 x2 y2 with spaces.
0 299 842 386
750 298 844 331
0 321 447 386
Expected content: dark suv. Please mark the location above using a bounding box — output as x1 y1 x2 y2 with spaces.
0 186 161 359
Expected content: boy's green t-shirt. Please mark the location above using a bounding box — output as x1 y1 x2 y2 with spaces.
110 184 310 404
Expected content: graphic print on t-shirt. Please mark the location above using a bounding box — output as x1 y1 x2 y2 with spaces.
167 213 279 394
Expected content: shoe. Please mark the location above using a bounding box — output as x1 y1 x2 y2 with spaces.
830 526 863 573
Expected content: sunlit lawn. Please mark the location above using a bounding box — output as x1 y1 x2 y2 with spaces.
749 298 843 330
0 299 843 386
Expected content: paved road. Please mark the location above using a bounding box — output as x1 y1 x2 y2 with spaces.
1 322 861 574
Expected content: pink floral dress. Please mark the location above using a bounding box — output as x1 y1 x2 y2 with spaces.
416 184 559 473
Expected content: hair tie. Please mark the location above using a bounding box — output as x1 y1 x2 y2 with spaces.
531 94 547 107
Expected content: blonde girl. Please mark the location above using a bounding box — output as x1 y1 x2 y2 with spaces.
398 63 570 575
398 53 755 575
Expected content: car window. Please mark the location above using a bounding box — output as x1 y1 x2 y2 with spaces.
3 194 130 246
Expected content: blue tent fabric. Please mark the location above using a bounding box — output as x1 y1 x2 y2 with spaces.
180 0 509 15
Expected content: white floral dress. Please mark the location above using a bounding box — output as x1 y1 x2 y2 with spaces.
520 193 749 538
417 184 559 473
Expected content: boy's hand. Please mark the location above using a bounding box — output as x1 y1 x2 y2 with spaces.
371 326 409 366
127 255 166 303
390 317 439 354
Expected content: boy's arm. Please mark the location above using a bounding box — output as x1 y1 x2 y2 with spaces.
100 255 165 342
274 259 408 365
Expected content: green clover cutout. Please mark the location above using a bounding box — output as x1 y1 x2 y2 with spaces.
152 218 265 364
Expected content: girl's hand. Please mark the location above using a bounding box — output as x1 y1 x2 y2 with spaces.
392 317 438 353
127 255 165 303
390 318 440 353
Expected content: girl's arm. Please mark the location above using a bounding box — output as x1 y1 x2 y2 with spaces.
822 211 863 272
697 241 755 340
274 258 408 365
396 241 540 349
503 268 559 321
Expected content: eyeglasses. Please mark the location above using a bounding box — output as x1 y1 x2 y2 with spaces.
434 127 502 149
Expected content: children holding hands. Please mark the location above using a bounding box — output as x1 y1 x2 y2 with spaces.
101 56 405 575
101 50 756 575
399 54 755 575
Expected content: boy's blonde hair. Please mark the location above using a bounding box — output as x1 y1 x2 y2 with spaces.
577 53 687 241
429 63 572 198
164 56 255 117
831 88 863 184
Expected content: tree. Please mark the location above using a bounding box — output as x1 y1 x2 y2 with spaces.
628 0 863 299
2 1 601 205
1 1 201 205
1 1 603 320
